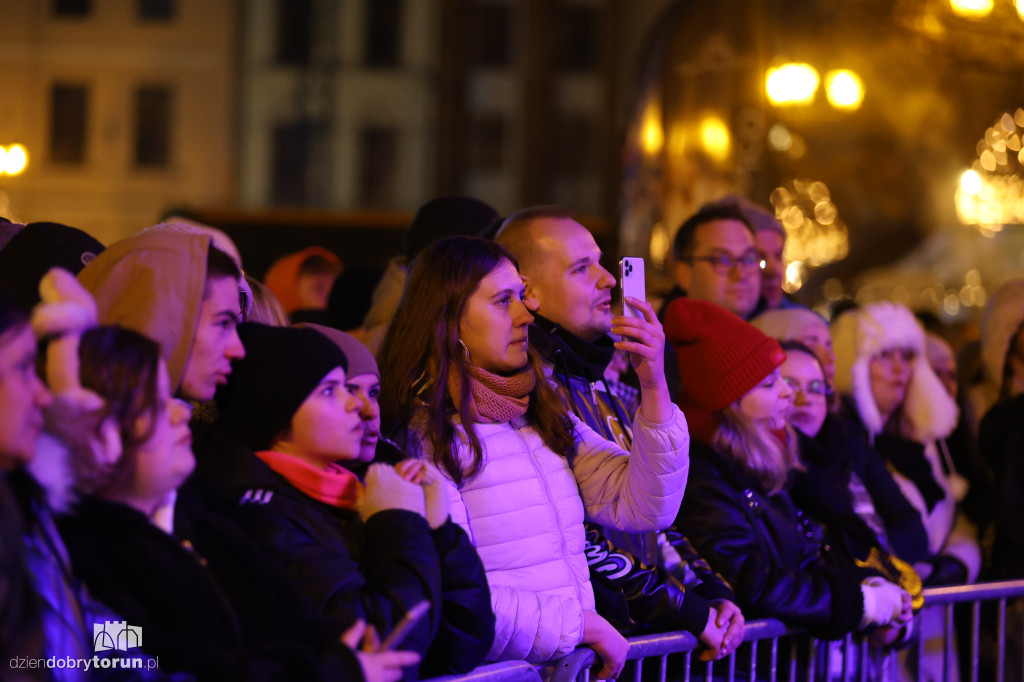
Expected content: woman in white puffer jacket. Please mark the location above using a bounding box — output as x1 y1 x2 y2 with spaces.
378 237 689 676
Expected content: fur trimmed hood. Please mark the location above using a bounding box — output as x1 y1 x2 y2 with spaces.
831 302 958 443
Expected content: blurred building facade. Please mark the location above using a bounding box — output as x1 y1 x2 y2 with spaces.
0 0 238 245
237 0 631 218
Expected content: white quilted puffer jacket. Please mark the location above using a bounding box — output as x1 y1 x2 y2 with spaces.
436 406 689 663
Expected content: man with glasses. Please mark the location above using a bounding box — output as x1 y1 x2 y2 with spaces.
668 198 763 321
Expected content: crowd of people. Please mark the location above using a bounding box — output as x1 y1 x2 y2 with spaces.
0 193 1021 682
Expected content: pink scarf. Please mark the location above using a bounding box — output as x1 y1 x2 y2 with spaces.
255 450 360 509
448 364 536 423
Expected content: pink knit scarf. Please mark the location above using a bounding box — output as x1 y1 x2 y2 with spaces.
448 364 536 423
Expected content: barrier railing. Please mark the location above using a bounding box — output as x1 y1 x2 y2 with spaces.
424 580 1024 682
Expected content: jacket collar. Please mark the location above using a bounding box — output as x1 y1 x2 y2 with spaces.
529 313 615 382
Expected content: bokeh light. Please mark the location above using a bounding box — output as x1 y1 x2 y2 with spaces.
950 0 994 18
770 178 850 292
766 64 820 106
825 70 864 110
956 108 1024 234
699 115 731 162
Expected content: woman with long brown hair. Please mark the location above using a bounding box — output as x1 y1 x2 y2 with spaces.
378 236 689 676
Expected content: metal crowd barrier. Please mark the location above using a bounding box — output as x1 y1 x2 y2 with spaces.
424 579 1024 682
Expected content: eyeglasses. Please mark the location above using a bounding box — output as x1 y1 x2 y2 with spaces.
687 251 764 275
873 347 916 365
782 376 833 396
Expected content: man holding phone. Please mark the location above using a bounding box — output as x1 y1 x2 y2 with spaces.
495 207 745 661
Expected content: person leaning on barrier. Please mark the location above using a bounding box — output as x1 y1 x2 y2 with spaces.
495 208 744 660
666 299 913 641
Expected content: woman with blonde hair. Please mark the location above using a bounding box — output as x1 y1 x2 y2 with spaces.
665 299 911 641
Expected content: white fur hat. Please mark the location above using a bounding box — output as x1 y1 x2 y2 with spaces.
831 301 958 442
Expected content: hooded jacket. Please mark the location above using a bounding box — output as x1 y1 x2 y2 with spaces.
831 302 980 582
77 230 212 394
263 246 341 316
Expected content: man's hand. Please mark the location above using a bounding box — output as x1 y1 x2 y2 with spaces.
612 297 672 423
581 610 629 680
698 600 745 661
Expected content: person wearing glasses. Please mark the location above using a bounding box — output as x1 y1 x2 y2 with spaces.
663 299 912 649
780 341 925 626
666 198 763 322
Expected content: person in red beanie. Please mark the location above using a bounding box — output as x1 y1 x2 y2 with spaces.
663 298 913 650
263 246 342 318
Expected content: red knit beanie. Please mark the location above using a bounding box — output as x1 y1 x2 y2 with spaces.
664 298 786 412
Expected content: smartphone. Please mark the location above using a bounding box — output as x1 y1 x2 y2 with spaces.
377 601 431 652
618 257 646 319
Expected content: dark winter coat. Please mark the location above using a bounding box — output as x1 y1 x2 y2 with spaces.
57 491 362 682
676 441 877 639
191 427 494 676
791 414 929 564
978 394 1024 580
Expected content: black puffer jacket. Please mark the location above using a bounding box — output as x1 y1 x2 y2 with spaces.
191 427 494 677
676 441 877 640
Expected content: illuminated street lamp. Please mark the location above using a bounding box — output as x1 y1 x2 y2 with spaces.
765 63 820 106
0 144 28 176
825 70 864 110
950 0 994 18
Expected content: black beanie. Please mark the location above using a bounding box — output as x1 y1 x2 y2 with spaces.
0 222 105 310
403 195 500 262
215 323 348 451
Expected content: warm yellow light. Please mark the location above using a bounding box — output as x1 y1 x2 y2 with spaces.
825 70 863 110
961 169 983 194
699 116 731 162
640 105 663 156
3 144 27 176
1017 0 1024 20
766 63 819 106
950 0 993 17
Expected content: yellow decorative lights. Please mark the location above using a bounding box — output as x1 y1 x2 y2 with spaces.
770 178 850 293
955 108 1024 235
0 144 28 176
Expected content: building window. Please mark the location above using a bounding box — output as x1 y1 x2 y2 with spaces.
559 4 599 72
469 115 506 170
138 0 175 20
476 3 511 68
134 86 173 167
554 114 595 177
276 0 312 66
358 126 398 207
49 84 88 164
364 0 402 68
271 121 328 206
52 0 90 17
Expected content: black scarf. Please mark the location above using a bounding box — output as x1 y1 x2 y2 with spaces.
872 433 945 512
528 313 615 381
